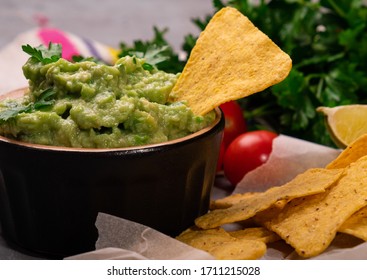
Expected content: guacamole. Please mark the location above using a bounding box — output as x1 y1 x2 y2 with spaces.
0 53 215 148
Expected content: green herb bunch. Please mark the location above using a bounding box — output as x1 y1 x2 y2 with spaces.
119 0 367 146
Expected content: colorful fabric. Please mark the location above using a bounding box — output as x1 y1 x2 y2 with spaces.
37 28 118 64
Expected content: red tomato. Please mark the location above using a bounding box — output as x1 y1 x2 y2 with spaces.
223 130 278 186
220 101 247 148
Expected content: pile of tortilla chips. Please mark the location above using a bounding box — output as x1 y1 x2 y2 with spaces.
176 134 367 259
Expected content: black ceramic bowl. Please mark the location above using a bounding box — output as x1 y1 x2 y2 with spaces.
0 89 224 259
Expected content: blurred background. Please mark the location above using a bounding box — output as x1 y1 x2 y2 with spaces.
0 0 214 51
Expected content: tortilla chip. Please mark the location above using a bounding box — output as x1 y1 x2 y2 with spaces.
258 155 367 258
176 226 232 250
254 202 285 225
176 226 266 260
172 7 292 115
210 192 258 210
209 239 266 260
195 168 343 229
228 227 280 243
327 133 367 169
339 206 367 241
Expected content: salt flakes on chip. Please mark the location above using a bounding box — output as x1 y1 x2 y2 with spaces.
172 7 292 115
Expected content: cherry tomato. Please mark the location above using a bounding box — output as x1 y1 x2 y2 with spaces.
220 101 247 148
223 130 278 186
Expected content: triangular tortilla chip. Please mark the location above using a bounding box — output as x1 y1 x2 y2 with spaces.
172 7 292 115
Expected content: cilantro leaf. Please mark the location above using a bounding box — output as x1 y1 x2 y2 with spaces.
143 45 170 66
33 88 56 110
0 102 32 123
0 88 56 124
126 45 171 71
22 43 62 64
142 63 155 71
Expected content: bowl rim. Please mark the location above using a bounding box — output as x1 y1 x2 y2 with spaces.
0 88 223 153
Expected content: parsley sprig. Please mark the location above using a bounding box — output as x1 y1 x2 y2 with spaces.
22 43 62 64
0 43 61 124
118 27 184 73
0 88 56 124
126 45 171 71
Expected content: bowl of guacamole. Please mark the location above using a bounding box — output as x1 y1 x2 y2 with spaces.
0 44 224 258
0 44 216 148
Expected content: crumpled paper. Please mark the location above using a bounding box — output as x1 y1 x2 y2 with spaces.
66 213 214 260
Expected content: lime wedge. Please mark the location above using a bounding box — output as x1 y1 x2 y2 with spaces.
317 105 367 148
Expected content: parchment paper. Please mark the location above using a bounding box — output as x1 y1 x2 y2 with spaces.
66 213 214 260
234 134 341 193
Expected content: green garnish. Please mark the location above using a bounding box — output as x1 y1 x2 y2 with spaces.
0 43 60 123
22 43 62 64
127 44 170 71
142 45 171 70
72 55 102 64
0 88 56 124
32 88 56 109
0 102 33 124
118 26 184 73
